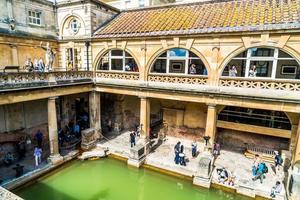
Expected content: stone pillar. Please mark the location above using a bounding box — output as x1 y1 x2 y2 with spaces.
205 104 217 145
11 45 19 66
89 91 102 139
48 97 63 164
140 97 150 139
293 121 300 163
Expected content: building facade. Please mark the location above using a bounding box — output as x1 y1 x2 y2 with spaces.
1 0 300 199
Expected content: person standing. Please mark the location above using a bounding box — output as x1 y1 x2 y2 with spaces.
274 151 283 173
12 164 24 178
174 142 181 164
35 130 43 149
191 140 197 157
17 137 26 160
189 64 197 74
249 65 257 77
34 146 42 167
130 131 136 148
179 144 186 166
229 65 237 77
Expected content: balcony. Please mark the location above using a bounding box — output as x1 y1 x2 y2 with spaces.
219 77 300 100
0 71 93 91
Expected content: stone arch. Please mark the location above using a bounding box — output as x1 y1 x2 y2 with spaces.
59 14 86 37
218 45 300 77
145 46 211 78
93 48 141 72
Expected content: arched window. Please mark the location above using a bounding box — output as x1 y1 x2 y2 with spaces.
70 19 79 34
97 50 138 72
222 48 300 79
151 48 207 75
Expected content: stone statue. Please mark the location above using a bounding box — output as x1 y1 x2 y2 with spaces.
40 42 55 71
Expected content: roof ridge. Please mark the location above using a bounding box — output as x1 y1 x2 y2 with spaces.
121 0 247 12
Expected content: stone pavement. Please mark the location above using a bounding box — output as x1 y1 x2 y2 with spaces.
97 131 142 158
145 136 205 177
213 150 286 199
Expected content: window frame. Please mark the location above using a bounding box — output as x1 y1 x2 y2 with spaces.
224 48 300 79
28 10 42 26
98 50 138 72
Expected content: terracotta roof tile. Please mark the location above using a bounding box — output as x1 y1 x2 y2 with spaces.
93 0 300 38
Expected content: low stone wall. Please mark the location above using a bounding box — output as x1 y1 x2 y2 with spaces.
0 186 23 200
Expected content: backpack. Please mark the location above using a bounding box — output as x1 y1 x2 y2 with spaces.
262 163 268 174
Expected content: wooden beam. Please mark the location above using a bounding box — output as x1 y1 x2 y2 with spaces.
216 120 291 139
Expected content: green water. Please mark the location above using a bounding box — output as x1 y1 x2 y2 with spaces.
15 159 249 200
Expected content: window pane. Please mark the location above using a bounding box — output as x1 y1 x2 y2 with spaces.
250 48 274 57
188 59 206 75
37 19 40 24
223 60 247 77
36 13 40 18
111 50 123 56
235 51 247 58
33 18 36 24
159 52 167 58
278 50 293 58
169 60 185 73
249 61 273 77
276 60 300 79
29 18 32 23
111 59 123 70
151 59 166 73
29 11 31 16
189 51 198 58
125 52 132 57
125 58 138 71
169 48 187 57
98 57 109 70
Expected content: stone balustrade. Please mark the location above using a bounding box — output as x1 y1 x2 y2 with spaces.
219 77 300 92
96 70 139 81
148 74 208 85
0 71 93 90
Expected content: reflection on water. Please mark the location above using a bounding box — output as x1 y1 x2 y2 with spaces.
15 159 250 200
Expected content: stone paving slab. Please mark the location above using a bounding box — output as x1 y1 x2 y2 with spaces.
145 136 204 177
213 150 286 199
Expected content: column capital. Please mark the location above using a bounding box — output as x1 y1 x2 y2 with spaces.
206 103 216 108
49 96 58 101
139 96 148 100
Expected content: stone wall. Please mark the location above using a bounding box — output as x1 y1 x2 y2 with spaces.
0 36 58 70
0 100 47 133
101 94 140 133
216 128 290 152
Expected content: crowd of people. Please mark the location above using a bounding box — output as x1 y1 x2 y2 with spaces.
173 140 198 166
217 167 235 186
24 58 46 72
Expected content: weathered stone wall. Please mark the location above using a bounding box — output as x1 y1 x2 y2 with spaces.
0 100 47 133
0 0 57 39
216 128 290 151
0 36 58 70
59 93 89 128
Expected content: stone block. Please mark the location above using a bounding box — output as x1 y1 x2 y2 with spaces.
81 128 97 150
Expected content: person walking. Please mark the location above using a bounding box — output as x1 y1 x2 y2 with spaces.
34 146 42 167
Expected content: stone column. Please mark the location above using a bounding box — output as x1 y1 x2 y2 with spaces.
89 91 102 139
293 121 300 163
140 97 150 139
205 104 217 145
48 97 63 164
